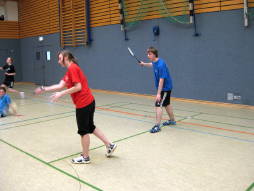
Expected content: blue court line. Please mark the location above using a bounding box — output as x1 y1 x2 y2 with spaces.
0 100 124 128
2 96 254 144
24 95 254 124
96 111 254 144
1 106 253 143
107 105 254 129
0 114 73 131
12 89 254 121
189 118 254 129
0 101 129 130
125 102 254 121
173 126 254 143
1 96 253 191
0 111 74 127
29 97 74 108
28 96 127 110
48 111 254 164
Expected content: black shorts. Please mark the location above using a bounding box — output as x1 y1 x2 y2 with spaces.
3 80 14 88
155 90 172 107
76 100 96 136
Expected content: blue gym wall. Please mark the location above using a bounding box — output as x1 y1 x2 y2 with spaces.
1 9 254 105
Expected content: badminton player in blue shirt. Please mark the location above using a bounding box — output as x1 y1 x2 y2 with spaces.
139 47 176 133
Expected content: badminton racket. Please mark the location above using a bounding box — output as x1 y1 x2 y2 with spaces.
127 47 141 63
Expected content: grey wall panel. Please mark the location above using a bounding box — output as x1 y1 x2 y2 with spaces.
17 10 254 105
19 33 64 85
67 28 154 95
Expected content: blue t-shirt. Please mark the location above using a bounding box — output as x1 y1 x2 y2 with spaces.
152 58 173 91
0 94 11 115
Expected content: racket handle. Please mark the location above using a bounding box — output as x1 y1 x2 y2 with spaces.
135 57 141 63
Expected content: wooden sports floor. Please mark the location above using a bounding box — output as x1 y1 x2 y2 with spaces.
1 83 254 191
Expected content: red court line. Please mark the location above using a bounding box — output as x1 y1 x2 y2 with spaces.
31 98 254 136
15 114 24 117
179 121 254 136
96 107 155 119
96 107 254 136
92 89 254 110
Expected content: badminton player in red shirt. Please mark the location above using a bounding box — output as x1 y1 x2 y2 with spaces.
34 50 117 164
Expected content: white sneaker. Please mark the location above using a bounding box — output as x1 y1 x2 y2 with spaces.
19 92 25 99
106 143 117 157
71 155 90 164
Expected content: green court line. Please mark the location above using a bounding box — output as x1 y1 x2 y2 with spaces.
119 105 203 118
13 94 75 109
29 97 74 108
0 138 104 191
28 96 254 130
11 88 254 121
27 95 125 110
175 108 254 121
191 118 254 129
95 102 129 107
190 113 203 117
2 100 124 128
1 101 150 132
48 107 254 164
49 149 100 164
16 90 126 109
0 115 73 131
0 111 74 127
0 102 128 130
125 102 254 121
49 130 149 164
107 105 193 119
31 96 126 110
246 182 254 191
0 114 74 131
1 100 253 191
110 104 254 129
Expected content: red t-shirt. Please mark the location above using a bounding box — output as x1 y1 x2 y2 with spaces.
62 63 94 108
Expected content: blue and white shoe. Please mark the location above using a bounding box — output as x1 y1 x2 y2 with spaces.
106 143 117 157
162 120 176 126
150 125 161 133
71 155 90 164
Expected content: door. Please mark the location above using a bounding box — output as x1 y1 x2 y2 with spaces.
34 46 53 86
34 47 46 85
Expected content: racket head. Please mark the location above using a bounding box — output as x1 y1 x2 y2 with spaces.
127 47 135 57
127 47 141 63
